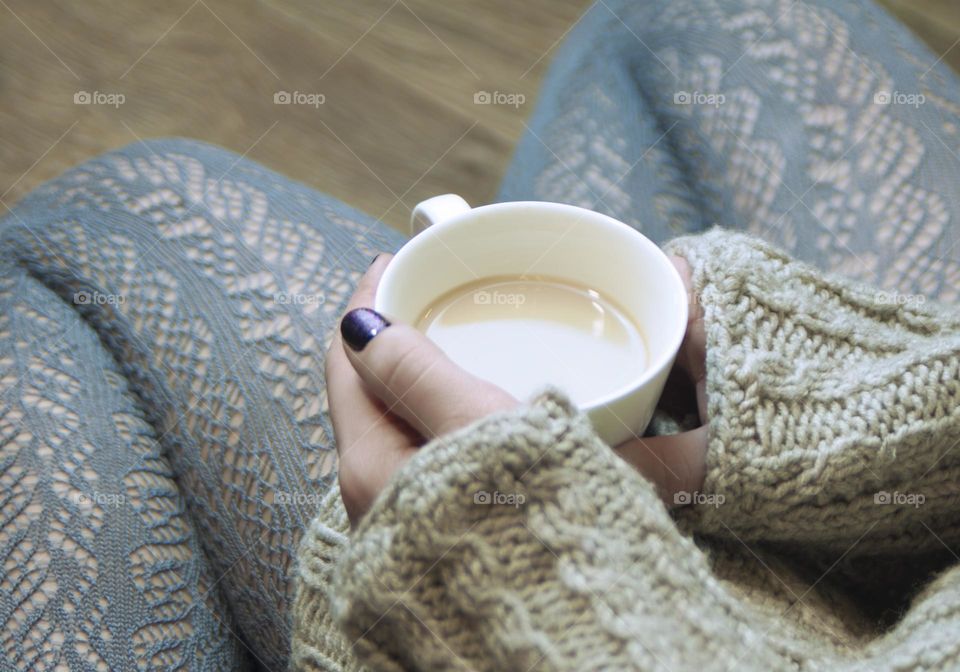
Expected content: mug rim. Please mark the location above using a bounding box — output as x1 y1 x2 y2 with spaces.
375 199 689 412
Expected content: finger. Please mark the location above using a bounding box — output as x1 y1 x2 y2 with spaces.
346 253 392 313
668 254 697 321
328 253 393 360
326 254 418 523
328 253 391 360
326 254 396 453
336 418 416 525
339 308 518 439
614 425 708 507
668 254 708 423
693 369 707 427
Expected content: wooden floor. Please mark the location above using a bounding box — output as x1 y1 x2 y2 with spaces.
0 0 957 233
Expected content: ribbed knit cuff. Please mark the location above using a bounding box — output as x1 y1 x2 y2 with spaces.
291 485 356 672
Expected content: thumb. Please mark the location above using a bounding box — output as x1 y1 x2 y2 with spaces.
340 307 518 439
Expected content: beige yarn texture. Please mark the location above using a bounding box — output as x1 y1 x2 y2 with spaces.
292 230 960 671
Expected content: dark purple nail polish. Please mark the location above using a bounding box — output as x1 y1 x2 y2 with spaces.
341 308 390 351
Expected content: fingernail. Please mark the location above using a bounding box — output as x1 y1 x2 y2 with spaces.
369 254 381 267
341 308 391 351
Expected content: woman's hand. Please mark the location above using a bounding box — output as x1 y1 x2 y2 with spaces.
327 254 708 526
325 255 518 524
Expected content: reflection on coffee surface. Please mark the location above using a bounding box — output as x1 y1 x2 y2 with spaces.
416 276 647 404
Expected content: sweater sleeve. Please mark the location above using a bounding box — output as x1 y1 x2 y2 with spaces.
664 229 960 555
321 389 805 672
302 386 960 671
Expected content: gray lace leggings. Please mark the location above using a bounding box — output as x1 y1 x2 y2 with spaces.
3 0 960 669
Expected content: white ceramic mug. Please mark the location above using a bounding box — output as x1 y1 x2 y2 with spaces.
373 194 688 446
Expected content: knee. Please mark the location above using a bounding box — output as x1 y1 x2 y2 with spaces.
6 137 264 234
22 136 252 206
101 136 247 170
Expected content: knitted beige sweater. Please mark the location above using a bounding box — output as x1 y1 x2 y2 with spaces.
291 230 960 671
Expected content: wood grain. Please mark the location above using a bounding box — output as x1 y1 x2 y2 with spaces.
0 0 589 231
0 0 956 233
878 0 960 75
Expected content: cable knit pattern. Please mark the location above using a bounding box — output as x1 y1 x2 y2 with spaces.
327 390 792 672
297 379 960 670
665 230 960 554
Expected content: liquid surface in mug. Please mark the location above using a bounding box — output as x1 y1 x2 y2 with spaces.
415 276 647 405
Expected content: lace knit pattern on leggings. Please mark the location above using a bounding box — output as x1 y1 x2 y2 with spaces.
502 0 960 302
0 139 405 670
4 0 960 669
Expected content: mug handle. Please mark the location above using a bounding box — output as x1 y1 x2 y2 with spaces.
410 194 471 234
